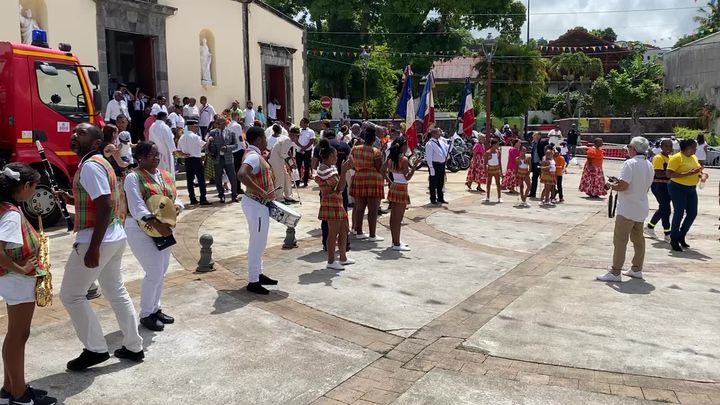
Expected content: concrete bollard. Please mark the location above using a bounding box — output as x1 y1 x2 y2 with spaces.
282 226 298 249
196 234 216 272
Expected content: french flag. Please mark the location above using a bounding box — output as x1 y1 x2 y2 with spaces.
396 65 417 150
457 78 475 136
416 70 435 139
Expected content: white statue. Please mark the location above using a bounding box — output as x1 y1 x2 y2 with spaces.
19 6 41 45
200 38 213 86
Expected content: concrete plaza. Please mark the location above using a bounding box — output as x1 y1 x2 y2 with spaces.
0 159 718 404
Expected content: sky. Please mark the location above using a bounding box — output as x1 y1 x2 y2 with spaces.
474 0 703 48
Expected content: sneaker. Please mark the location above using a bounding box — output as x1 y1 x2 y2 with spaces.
1 387 48 405
339 258 356 265
484 197 490 202
663 234 671 243
595 272 622 282
355 233 369 240
366 236 385 242
623 270 644 280
498 198 503 203
10 389 56 405
85 288 101 300
392 244 411 251
259 274 278 285
644 227 656 239
66 349 110 371
246 282 269 295
140 315 164 332
522 202 531 208
327 261 345 271
154 309 174 324
113 346 145 362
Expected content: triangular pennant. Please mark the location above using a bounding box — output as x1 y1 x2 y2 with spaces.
332 51 336 56
319 50 324 55
353 52 358 57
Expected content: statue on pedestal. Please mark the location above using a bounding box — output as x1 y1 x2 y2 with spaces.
19 6 41 45
200 38 213 86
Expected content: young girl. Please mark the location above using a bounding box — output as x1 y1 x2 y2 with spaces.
465 135 486 192
552 147 566 203
515 147 531 207
540 147 557 206
316 139 355 270
502 139 521 193
484 139 503 202
386 137 419 252
0 163 57 405
696 133 708 166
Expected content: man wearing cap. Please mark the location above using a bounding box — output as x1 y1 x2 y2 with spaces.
149 111 177 179
179 119 211 205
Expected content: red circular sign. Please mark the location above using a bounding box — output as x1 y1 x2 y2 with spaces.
320 96 332 109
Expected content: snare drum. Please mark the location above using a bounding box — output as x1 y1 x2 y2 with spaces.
268 201 301 228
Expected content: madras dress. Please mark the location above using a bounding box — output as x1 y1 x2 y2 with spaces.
486 151 501 176
502 147 521 188
516 158 530 179
315 164 347 221
466 143 486 185
540 159 556 185
350 145 384 198
0 203 46 278
387 159 411 205
579 146 607 196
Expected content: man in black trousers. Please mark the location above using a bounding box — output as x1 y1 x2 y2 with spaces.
529 131 549 199
425 128 449 205
178 119 211 205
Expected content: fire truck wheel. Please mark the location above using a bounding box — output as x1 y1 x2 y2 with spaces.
22 182 63 229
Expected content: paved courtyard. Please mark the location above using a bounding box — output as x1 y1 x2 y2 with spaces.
1 159 719 404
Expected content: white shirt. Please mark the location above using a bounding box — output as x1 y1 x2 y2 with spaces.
297 128 316 152
264 126 289 139
425 137 449 176
183 104 200 119
0 210 22 249
243 145 263 175
268 135 292 167
119 142 133 164
696 143 707 160
616 155 655 222
267 102 281 120
168 112 185 129
74 158 126 244
227 121 245 153
178 130 206 158
149 121 177 178
198 103 216 127
244 108 256 128
124 170 183 220
672 140 680 152
105 99 128 122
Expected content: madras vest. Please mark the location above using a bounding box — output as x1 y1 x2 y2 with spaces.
134 168 177 201
0 203 46 277
244 150 276 204
73 154 124 232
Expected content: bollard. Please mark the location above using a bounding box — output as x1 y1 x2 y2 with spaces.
196 234 216 272
282 226 298 249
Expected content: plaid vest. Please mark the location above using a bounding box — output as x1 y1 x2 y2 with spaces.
134 168 177 201
73 154 124 232
244 149 276 204
0 203 46 277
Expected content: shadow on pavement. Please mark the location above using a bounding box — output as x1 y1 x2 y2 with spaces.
298 268 341 286
211 288 287 314
605 279 656 295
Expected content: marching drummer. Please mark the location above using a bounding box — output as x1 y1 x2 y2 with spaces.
238 126 279 295
124 141 184 331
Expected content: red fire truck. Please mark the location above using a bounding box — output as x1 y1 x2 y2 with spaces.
0 38 103 226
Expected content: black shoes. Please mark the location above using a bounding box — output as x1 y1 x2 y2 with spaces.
246 282 269 295
438 200 449 204
85 288 101 300
1 386 49 404
199 200 212 206
9 387 56 405
680 238 690 248
259 274 278 285
67 349 110 371
114 346 145 362
670 240 684 252
140 315 164 331
284 198 299 204
189 199 199 205
154 309 174 324
219 195 226 203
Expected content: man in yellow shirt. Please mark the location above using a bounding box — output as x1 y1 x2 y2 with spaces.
666 139 703 252
645 139 673 241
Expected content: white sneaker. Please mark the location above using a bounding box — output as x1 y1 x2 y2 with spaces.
340 258 356 265
367 236 385 242
644 227 656 239
392 244 411 251
327 261 345 271
623 270 644 280
355 233 369 240
523 202 531 208
663 235 671 243
596 272 622 282
498 198 503 203
484 197 490 202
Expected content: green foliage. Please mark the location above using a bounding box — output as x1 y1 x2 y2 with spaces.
308 99 322 114
550 91 593 119
549 52 604 79
590 27 618 42
347 45 399 118
673 127 719 146
648 92 705 117
673 1 720 48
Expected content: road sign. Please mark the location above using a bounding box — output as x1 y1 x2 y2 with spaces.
320 96 332 109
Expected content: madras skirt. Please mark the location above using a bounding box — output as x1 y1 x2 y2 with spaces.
387 182 410 205
487 164 501 176
203 155 215 182
502 168 517 188
319 194 348 221
350 170 385 199
579 164 607 196
540 171 556 185
466 154 486 184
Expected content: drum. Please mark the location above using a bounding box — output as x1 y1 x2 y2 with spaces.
268 201 301 228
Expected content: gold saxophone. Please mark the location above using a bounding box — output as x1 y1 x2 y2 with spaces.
34 209 52 307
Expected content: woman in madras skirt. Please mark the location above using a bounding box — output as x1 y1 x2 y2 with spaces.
349 127 385 242
515 147 532 208
465 135 486 192
386 137 420 252
579 138 607 198
316 139 355 271
502 139 522 193
0 163 57 405
540 147 557 207
484 139 503 203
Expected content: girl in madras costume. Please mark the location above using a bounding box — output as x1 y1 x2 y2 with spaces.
465 135 486 192
124 142 183 332
316 139 355 271
515 147 532 208
0 163 57 405
484 139 503 203
349 127 385 242
540 147 557 207
579 138 607 198
386 137 420 252
502 139 522 193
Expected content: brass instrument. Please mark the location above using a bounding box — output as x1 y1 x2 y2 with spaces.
34 206 53 307
136 195 178 238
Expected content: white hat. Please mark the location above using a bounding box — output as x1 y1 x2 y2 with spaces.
150 104 162 116
118 131 131 142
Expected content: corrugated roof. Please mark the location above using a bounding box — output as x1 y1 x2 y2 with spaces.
432 57 483 80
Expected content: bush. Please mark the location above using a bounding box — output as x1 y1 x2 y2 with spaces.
649 92 704 117
308 99 322 115
673 127 719 146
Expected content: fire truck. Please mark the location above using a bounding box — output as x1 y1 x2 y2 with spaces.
0 32 103 226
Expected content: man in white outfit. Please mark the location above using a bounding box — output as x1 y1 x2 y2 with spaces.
58 123 143 371
105 91 129 124
238 126 279 295
267 124 297 202
148 111 177 179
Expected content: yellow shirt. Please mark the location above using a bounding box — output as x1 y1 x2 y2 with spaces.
667 152 700 186
651 153 670 182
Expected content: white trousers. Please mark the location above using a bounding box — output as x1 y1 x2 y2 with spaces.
270 161 292 200
241 197 270 283
60 240 143 353
125 220 172 318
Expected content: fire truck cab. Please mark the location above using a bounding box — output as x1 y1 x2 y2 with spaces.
0 34 103 226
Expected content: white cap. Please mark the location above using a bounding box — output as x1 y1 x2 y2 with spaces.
150 104 162 116
118 131 131 142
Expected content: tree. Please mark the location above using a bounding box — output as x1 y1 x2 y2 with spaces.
590 27 618 43
549 52 603 116
476 40 548 117
673 1 720 48
348 45 399 118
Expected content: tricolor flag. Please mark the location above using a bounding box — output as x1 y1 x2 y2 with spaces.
416 70 435 141
396 65 417 149
457 78 475 136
